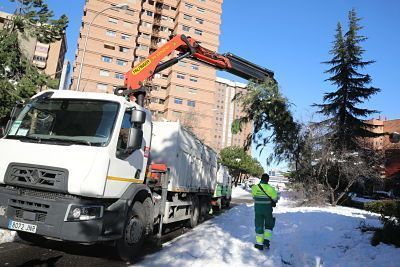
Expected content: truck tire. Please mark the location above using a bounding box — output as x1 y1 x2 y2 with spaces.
189 195 200 228
117 202 146 262
17 231 46 244
142 197 153 235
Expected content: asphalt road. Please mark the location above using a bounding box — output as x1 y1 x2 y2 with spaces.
0 199 249 267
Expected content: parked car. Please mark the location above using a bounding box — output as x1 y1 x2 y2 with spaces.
371 190 395 200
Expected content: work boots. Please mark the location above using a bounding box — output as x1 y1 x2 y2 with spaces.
254 244 264 250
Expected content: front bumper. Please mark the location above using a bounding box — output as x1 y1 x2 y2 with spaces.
0 185 127 243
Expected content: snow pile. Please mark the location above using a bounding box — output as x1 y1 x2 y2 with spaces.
137 188 400 267
232 185 252 198
0 229 16 244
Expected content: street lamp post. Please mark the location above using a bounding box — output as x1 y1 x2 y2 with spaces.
76 3 129 91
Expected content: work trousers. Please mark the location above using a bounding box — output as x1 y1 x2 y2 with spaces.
254 203 275 246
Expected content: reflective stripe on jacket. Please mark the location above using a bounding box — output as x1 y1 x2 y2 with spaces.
251 182 278 204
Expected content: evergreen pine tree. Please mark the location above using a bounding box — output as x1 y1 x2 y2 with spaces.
314 9 380 151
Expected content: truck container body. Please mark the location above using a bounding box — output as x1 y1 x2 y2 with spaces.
150 122 218 193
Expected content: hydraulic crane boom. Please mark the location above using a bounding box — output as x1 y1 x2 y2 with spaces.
116 34 274 106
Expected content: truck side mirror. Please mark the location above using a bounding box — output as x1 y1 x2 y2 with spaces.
131 110 146 124
127 127 143 151
390 132 400 144
0 127 5 138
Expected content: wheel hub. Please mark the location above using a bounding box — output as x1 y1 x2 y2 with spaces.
125 216 143 244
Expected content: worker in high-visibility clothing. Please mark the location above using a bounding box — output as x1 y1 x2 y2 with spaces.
251 173 278 250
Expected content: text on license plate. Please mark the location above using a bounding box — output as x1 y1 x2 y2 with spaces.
8 220 37 233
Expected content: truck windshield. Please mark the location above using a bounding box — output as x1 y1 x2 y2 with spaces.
6 98 120 147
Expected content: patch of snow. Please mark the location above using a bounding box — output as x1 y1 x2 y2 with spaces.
137 188 400 267
0 229 16 244
232 185 252 198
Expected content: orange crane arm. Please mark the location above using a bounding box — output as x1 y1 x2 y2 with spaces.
117 34 274 106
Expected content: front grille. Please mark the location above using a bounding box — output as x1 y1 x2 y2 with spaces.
18 188 76 200
5 163 68 192
10 199 50 210
14 208 47 223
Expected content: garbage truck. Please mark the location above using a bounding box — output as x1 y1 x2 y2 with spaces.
0 34 274 260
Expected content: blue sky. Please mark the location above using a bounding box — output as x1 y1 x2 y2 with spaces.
1 1 399 170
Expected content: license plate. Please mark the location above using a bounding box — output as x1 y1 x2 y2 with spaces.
8 220 37 233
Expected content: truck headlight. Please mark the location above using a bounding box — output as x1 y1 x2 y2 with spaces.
65 205 103 221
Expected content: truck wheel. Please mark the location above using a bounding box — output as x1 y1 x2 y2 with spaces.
189 195 200 228
117 202 146 262
142 197 153 235
17 231 46 244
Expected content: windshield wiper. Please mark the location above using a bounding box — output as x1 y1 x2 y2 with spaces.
45 138 92 146
6 135 42 143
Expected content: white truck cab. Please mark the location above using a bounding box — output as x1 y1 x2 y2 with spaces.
0 90 152 244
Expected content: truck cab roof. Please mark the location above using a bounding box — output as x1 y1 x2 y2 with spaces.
33 90 134 107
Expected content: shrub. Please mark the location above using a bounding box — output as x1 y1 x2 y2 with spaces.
364 200 400 218
365 200 400 247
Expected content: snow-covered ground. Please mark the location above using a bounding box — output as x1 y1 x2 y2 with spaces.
1 185 399 266
137 186 400 267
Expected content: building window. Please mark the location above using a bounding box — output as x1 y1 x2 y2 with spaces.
119 46 130 53
101 56 112 63
196 18 204 24
177 73 185 79
99 69 110 77
104 44 115 50
189 76 198 82
108 17 118 24
115 73 124 79
178 61 186 67
121 33 131 40
138 44 149 51
187 100 196 107
33 55 46 62
197 7 205 13
198 0 205 2
184 14 192 20
141 21 151 28
146 10 153 16
140 33 150 39
194 29 203 36
174 98 183 104
173 111 182 118
182 25 190 32
125 9 135 16
117 59 128 66
185 3 193 9
189 88 197 94
191 64 199 70
123 21 133 28
106 30 116 37
97 83 107 91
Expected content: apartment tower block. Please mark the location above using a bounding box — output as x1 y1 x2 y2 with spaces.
71 0 223 147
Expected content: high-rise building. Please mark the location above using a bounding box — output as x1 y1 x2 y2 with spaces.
0 11 67 83
212 77 252 152
71 0 223 146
